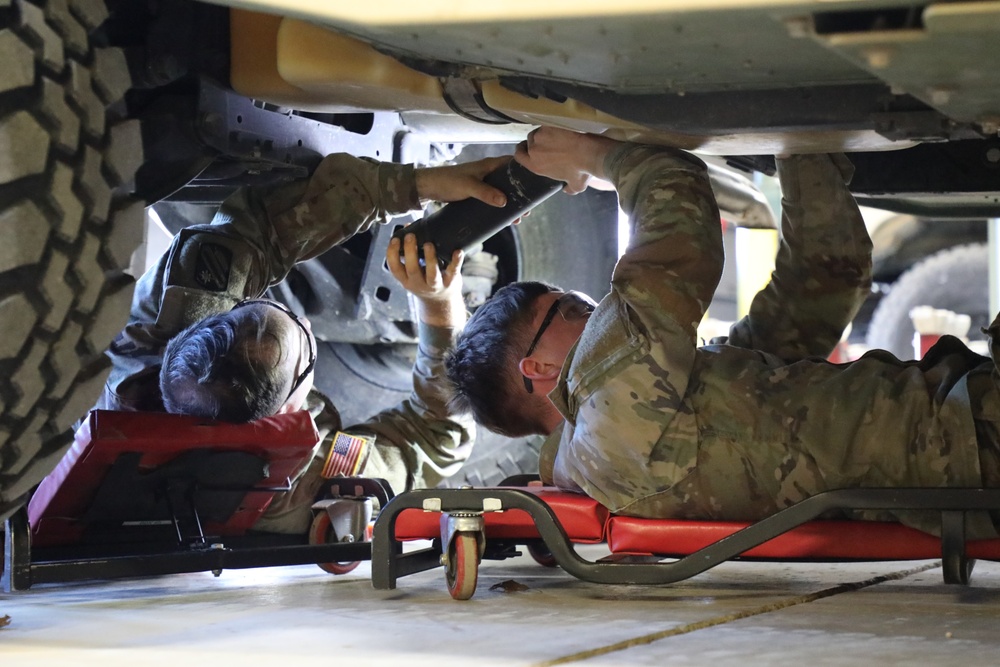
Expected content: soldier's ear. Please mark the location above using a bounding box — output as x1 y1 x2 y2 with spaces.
519 357 560 382
518 357 538 382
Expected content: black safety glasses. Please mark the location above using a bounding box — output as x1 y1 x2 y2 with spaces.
522 291 596 394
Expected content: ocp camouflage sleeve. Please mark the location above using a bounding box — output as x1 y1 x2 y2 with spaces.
264 154 420 268
608 145 723 347
725 154 872 360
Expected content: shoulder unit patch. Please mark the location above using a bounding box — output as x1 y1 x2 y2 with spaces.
193 242 233 291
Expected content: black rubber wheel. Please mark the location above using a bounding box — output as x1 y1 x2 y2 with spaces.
312 187 618 487
865 244 990 360
0 0 143 522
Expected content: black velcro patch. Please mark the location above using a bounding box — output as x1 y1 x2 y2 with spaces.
193 242 233 292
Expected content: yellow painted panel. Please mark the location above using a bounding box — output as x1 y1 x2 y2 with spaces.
231 9 307 101
276 19 450 113
230 9 352 110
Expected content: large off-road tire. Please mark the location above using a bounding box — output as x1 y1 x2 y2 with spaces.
314 187 619 487
865 244 990 359
0 0 143 521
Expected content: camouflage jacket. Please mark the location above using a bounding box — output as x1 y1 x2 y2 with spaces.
98 154 474 532
539 146 995 538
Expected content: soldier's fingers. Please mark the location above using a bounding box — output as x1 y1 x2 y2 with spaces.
442 250 464 286
403 233 424 279
386 237 407 283
468 156 510 207
422 243 443 285
463 178 506 208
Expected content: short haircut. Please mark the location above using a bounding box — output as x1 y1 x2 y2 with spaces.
160 306 287 422
446 281 558 436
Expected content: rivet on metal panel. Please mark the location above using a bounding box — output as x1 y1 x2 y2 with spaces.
927 86 955 106
783 16 812 38
863 47 893 69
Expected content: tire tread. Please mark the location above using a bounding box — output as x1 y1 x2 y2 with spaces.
0 0 142 521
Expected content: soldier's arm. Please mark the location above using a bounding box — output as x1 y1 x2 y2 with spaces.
724 154 872 360
262 154 508 271
187 154 425 306
325 233 475 493
607 143 724 345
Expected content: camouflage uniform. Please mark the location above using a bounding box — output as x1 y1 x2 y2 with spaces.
98 154 474 533
539 145 999 538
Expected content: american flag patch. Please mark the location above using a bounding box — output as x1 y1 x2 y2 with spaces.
320 431 372 478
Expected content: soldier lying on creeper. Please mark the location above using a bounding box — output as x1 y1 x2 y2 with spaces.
446 126 1000 539
92 153 511 533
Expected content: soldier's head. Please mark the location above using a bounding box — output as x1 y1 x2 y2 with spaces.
446 281 595 436
161 299 316 422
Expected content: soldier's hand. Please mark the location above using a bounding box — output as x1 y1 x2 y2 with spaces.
515 126 619 194
387 232 463 304
387 233 466 328
415 156 510 207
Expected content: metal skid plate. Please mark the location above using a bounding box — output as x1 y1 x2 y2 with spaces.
813 3 1000 128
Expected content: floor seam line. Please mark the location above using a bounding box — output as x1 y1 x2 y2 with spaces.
530 560 942 667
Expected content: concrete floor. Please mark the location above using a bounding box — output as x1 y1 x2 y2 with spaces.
3 545 1000 666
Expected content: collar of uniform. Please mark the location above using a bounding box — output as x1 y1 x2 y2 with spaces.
538 422 563 485
545 382 570 418
545 336 582 419
306 387 344 434
541 347 575 486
